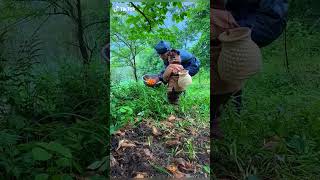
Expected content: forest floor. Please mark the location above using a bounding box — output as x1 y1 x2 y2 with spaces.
110 115 210 179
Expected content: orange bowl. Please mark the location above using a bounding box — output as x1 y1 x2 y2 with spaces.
142 74 162 87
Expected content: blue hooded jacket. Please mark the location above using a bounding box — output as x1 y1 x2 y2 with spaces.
226 0 288 47
155 41 200 81
158 49 200 82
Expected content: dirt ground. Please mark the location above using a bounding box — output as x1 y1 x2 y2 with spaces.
110 115 210 179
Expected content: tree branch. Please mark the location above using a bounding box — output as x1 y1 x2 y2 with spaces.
113 33 132 50
129 2 152 31
46 12 70 16
64 41 80 48
83 19 108 30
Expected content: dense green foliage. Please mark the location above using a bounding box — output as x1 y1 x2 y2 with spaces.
110 1 210 83
1 0 109 179
111 70 210 133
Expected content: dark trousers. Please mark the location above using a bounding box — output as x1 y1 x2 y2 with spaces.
167 91 184 105
211 90 242 138
212 90 242 118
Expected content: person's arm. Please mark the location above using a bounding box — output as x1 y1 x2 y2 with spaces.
158 69 165 82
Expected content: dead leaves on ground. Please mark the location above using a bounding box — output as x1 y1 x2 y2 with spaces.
165 140 182 147
166 165 187 178
166 158 197 178
116 140 136 151
133 172 148 179
111 115 209 179
161 121 174 129
174 158 193 171
143 148 155 160
110 155 119 167
152 126 162 136
115 130 125 136
168 115 176 122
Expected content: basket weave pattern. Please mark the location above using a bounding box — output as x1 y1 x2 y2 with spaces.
218 27 262 81
211 9 246 95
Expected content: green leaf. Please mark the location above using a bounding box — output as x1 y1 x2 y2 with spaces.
56 158 71 168
62 175 73 180
46 142 72 158
35 174 49 180
8 115 26 129
87 160 103 170
0 131 19 145
98 158 109 172
51 175 73 180
203 165 210 174
37 142 49 149
72 160 83 173
119 108 127 113
32 147 52 161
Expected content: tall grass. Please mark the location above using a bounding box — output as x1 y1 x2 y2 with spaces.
110 68 210 132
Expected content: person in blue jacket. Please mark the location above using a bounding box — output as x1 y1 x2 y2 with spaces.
211 0 288 138
154 41 200 83
226 0 288 48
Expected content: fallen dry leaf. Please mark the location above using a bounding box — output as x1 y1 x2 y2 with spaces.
180 162 194 172
163 121 174 128
174 158 187 167
152 126 162 136
175 133 183 140
116 140 136 151
110 155 118 167
190 129 197 136
168 115 176 122
174 158 194 172
133 172 148 179
167 164 178 173
165 140 182 147
175 149 183 156
166 165 186 178
143 149 154 160
115 130 125 136
185 162 193 169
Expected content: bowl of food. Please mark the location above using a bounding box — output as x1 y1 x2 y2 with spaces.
142 74 162 87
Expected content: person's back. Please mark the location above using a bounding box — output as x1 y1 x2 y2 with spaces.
226 0 288 47
210 0 288 138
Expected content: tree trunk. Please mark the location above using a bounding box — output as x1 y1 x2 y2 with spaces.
132 56 138 82
76 0 89 64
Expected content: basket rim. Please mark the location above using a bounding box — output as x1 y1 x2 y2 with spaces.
218 27 251 42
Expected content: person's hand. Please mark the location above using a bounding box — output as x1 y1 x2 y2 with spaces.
168 64 184 74
163 67 173 82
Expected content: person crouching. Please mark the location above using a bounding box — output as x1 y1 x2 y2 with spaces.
163 49 191 105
